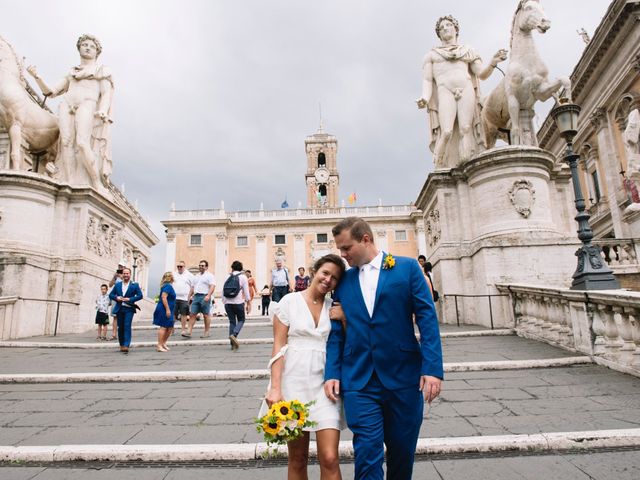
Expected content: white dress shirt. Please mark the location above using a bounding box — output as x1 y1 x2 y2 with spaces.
359 250 383 316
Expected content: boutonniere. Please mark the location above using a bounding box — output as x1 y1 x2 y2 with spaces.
382 253 395 270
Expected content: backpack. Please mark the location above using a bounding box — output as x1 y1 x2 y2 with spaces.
223 273 241 298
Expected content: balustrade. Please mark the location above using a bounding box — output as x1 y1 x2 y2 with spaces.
497 284 640 375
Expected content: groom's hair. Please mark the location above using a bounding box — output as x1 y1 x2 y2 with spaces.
332 217 374 242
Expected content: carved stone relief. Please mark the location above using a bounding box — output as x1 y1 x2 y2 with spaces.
589 107 607 132
86 216 120 257
508 180 536 218
425 208 441 247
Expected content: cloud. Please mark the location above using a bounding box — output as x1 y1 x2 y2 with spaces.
2 0 609 288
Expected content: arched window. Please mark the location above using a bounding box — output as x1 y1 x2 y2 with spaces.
318 184 327 205
318 152 326 167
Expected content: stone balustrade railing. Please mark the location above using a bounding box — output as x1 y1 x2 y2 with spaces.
592 238 640 272
497 284 640 376
167 204 417 221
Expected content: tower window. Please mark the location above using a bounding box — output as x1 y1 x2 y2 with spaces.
190 234 202 246
318 152 326 167
395 230 407 241
237 236 248 247
317 233 328 243
274 234 286 245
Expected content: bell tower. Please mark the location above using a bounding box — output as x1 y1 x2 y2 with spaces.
305 121 339 208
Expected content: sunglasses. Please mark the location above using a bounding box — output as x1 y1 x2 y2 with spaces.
177 265 184 268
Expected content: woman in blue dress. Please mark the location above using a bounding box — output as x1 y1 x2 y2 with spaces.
153 272 176 352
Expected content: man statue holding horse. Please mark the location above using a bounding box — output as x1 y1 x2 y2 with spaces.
417 15 507 169
27 34 114 190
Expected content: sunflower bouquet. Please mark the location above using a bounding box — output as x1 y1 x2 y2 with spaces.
256 399 316 451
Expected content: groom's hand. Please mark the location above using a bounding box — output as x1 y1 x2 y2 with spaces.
420 375 442 403
324 379 340 402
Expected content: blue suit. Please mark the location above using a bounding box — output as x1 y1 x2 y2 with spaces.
325 254 443 479
109 281 143 348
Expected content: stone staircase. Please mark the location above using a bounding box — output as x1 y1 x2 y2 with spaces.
1 316 639 479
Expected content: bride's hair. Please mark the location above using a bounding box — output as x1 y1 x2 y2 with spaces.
310 254 346 280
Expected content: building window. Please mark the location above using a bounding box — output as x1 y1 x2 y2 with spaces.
274 234 286 245
591 171 601 203
318 152 326 167
237 236 248 247
317 233 328 243
395 230 407 241
190 234 202 246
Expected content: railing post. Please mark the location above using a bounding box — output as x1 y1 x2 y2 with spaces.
454 295 460 327
54 301 61 336
488 296 494 330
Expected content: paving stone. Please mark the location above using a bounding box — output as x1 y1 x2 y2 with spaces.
18 425 142 446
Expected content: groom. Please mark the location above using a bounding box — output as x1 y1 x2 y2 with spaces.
324 217 443 479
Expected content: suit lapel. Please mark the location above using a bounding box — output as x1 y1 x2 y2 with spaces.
372 251 388 315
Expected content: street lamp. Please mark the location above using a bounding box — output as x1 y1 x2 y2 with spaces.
132 248 140 282
550 99 619 290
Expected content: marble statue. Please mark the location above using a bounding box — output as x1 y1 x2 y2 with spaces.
624 109 640 176
27 34 114 189
417 15 507 168
0 35 59 170
482 0 572 148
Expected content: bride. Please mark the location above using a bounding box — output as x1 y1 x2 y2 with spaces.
261 253 346 479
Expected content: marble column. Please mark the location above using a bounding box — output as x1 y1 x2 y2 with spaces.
165 233 176 272
215 233 228 291
416 219 427 257
591 108 626 237
376 229 388 252
294 233 306 271
255 233 267 290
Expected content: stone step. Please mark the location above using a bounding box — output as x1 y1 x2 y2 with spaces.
0 329 516 349
0 357 593 384
2 428 639 463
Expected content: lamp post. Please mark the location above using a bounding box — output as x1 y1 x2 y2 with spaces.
550 100 619 290
132 249 140 282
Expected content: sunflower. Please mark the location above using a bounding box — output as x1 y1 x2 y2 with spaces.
292 408 306 427
383 253 395 269
272 400 294 420
262 416 282 436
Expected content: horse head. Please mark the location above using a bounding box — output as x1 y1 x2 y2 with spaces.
512 0 550 41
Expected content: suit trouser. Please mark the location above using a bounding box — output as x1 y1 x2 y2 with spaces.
343 372 423 480
116 310 135 347
225 303 245 337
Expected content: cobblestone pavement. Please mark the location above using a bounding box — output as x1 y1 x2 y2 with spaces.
1 320 640 479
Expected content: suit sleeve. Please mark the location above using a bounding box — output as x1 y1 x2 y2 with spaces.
109 284 118 302
130 284 143 303
411 261 444 379
324 289 344 382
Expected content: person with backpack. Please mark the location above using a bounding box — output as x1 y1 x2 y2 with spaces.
222 260 251 350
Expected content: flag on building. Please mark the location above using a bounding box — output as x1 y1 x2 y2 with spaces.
281 197 289 208
348 192 357 204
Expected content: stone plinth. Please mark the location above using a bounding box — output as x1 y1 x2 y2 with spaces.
0 171 158 340
416 146 581 328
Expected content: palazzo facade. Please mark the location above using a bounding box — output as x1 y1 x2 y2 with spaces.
162 126 425 295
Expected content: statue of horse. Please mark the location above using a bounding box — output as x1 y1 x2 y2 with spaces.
0 35 59 172
481 0 571 147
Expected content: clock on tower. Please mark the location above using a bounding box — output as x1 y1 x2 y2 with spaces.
305 123 339 208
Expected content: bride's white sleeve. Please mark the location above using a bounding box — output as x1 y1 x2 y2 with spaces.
267 297 290 368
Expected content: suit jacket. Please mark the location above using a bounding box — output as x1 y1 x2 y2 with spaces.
324 254 443 391
109 281 143 315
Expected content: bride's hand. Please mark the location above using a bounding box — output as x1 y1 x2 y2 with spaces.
329 302 346 329
265 387 283 408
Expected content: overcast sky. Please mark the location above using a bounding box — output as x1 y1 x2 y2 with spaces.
4 0 611 284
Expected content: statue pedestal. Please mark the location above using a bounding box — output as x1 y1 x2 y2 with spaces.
0 171 158 339
416 146 580 327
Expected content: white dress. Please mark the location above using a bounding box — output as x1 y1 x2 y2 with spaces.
259 292 344 431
